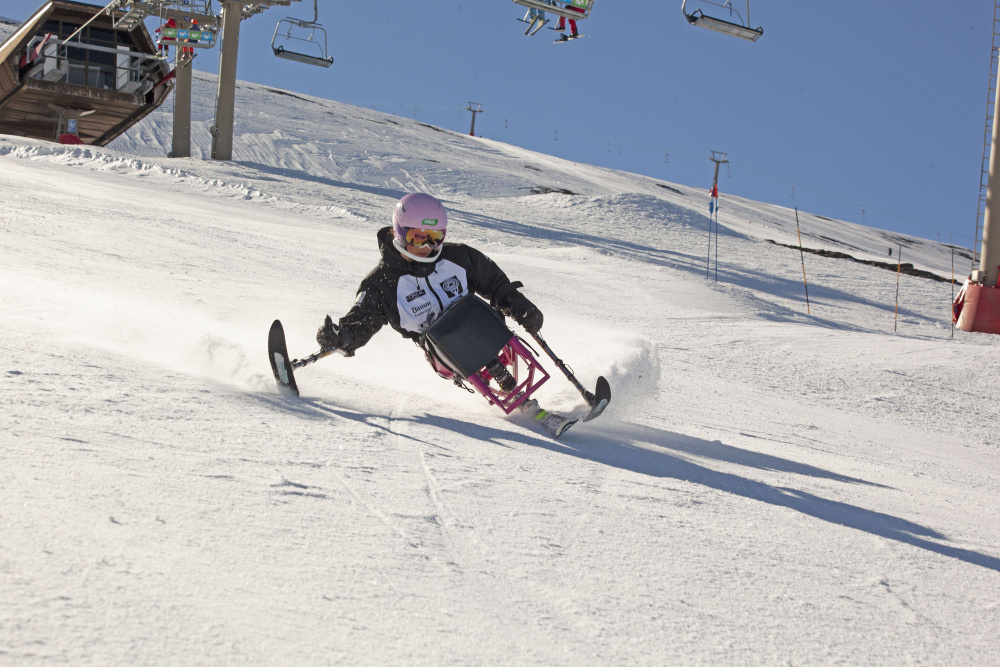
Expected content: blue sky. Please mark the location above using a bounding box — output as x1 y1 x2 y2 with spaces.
4 0 994 249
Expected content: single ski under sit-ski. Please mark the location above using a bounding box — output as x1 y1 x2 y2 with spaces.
268 319 300 395
518 397 577 439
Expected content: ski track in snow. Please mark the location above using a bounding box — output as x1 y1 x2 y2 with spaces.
2 62 999 665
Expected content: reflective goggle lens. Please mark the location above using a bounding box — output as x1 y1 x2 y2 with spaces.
404 229 445 247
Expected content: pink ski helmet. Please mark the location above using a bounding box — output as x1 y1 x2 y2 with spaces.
392 193 448 263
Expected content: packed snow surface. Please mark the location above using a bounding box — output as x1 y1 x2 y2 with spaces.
2 68 999 665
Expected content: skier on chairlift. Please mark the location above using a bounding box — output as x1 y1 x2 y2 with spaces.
521 1 556 35
553 3 585 40
155 17 177 57
312 193 586 437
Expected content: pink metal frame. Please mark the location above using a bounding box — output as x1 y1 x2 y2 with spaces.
426 336 551 414
466 336 550 414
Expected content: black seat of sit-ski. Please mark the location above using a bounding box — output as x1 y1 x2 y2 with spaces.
424 295 513 379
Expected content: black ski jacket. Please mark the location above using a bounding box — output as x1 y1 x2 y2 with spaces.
335 226 519 353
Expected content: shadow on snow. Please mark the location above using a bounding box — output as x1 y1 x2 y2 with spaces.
254 391 1000 573
555 423 1000 573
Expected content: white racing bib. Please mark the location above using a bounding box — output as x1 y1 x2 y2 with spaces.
396 259 470 334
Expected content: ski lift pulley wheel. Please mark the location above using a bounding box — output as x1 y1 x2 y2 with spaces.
681 0 763 42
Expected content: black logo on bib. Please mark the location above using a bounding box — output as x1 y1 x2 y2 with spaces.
439 276 463 299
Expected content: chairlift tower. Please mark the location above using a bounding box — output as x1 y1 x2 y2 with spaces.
113 0 306 160
955 0 1000 335
466 102 484 137
211 0 304 160
709 150 728 191
106 0 222 158
978 2 1000 289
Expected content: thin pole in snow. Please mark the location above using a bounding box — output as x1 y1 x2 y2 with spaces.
794 208 810 315
706 209 712 278
894 243 902 332
708 151 727 282
714 206 719 282
951 248 955 338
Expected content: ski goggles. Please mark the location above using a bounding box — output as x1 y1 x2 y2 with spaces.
403 228 445 247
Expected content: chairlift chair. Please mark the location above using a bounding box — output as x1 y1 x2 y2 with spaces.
271 0 333 68
157 25 217 49
681 0 763 42
154 2 221 51
512 0 595 21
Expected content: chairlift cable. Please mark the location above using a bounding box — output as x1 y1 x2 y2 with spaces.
64 0 122 44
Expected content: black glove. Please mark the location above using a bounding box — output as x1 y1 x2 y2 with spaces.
507 292 544 333
316 315 341 351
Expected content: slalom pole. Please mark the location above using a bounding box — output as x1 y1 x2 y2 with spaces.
714 205 719 282
706 207 712 277
951 248 955 338
794 208 811 315
894 243 902 332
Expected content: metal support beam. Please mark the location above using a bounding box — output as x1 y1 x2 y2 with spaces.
982 65 1000 286
171 54 193 158
211 0 242 161
466 102 484 137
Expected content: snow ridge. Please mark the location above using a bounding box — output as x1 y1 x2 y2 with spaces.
0 141 364 221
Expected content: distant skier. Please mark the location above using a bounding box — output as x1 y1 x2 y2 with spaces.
312 193 574 434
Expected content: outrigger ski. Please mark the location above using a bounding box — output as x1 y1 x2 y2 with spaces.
268 319 300 395
584 375 611 422
268 319 336 396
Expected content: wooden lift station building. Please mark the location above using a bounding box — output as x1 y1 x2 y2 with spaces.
0 0 172 145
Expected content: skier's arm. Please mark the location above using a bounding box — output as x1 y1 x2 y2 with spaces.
464 246 544 332
338 286 389 353
317 281 388 353
462 245 514 303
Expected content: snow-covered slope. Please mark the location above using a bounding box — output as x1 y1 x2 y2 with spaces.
2 69 998 665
